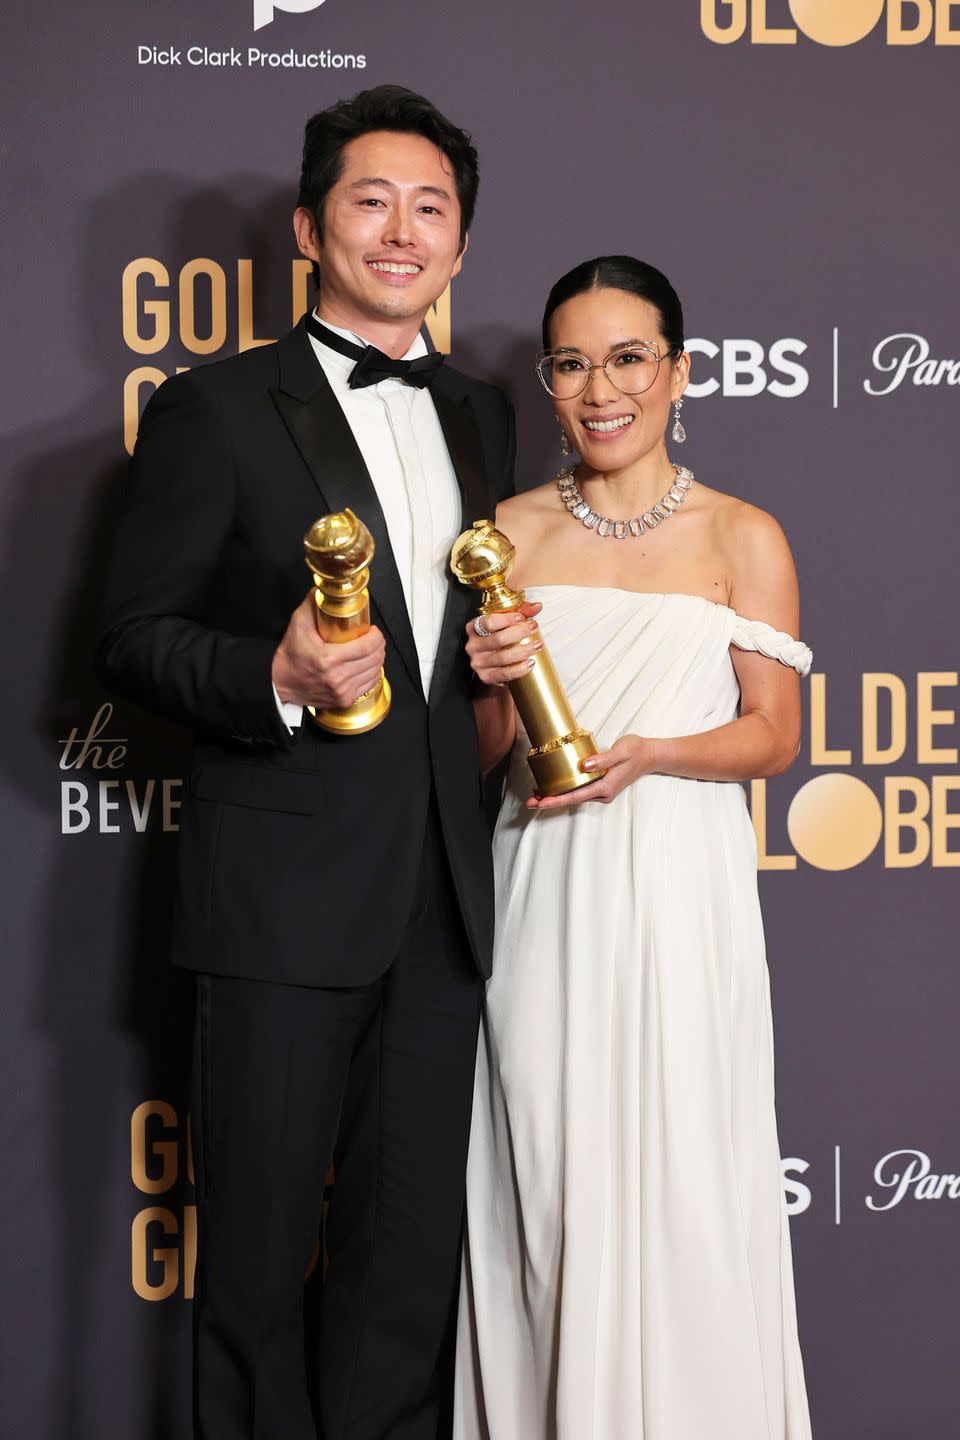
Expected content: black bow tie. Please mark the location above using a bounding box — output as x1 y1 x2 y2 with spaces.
306 314 445 391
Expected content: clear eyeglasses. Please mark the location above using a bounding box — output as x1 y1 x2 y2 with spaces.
535 342 680 400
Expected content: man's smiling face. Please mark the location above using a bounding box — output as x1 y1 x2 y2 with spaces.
297 128 466 334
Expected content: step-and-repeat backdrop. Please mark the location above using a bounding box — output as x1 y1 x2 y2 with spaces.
3 2 957 1435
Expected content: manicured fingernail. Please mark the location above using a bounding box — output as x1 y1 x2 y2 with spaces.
581 760 596 771
527 657 536 668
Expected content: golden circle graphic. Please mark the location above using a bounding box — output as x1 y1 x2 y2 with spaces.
788 0 885 45
787 774 883 870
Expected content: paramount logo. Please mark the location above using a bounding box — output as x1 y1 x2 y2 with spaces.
864 334 960 396
253 0 326 32
866 1150 960 1212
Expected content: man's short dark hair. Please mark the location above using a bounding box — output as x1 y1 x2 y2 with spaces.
298 84 479 251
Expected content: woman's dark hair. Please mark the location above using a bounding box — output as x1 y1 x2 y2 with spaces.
298 85 479 250
541 256 684 355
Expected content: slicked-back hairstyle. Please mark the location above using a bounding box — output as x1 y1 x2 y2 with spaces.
542 256 685 356
298 84 479 251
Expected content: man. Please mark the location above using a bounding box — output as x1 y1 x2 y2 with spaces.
96 86 515 1439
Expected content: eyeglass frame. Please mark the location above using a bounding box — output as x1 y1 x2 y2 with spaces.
534 340 684 400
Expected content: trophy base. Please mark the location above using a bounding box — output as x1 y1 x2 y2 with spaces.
308 675 392 735
528 729 606 798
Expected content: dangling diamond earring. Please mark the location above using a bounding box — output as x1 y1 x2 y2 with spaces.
672 398 687 445
558 417 573 458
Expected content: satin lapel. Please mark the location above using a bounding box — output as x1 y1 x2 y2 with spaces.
429 381 492 710
270 330 420 692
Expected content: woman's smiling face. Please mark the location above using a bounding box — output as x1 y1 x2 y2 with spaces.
545 288 688 469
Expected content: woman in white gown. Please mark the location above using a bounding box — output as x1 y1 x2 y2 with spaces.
454 257 813 1439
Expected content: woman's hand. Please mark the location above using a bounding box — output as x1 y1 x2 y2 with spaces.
465 601 543 686
526 735 659 810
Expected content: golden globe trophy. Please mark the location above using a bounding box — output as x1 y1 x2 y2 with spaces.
303 508 391 734
450 519 605 797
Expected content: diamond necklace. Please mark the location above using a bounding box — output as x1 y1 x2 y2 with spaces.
557 463 695 539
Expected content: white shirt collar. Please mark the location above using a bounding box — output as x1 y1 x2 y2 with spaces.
310 312 428 377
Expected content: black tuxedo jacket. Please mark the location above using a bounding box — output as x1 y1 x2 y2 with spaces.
95 315 515 985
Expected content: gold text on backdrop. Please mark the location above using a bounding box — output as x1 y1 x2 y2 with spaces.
700 0 960 45
120 258 451 453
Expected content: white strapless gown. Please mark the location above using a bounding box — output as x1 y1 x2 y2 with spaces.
453 589 813 1440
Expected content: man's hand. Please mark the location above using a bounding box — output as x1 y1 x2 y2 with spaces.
272 593 387 710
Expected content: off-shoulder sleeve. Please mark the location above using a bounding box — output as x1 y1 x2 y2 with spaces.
730 615 812 677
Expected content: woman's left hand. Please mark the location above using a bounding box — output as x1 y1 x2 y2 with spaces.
526 735 659 810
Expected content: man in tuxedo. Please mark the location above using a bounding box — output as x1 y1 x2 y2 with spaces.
96 86 516 1439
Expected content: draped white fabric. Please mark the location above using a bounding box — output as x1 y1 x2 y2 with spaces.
454 588 812 1440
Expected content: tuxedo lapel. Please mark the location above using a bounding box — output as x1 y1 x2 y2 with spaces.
270 321 421 692
428 378 492 710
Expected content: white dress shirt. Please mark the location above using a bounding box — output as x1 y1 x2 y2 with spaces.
276 316 462 729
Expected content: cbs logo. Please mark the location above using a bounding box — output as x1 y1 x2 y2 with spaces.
685 338 808 398
701 0 960 46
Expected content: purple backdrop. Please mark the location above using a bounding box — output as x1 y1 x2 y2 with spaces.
2 2 958 1435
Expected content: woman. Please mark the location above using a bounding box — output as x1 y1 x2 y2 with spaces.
453 257 812 1439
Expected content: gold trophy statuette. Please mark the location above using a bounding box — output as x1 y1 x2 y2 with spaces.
450 520 606 797
303 508 391 734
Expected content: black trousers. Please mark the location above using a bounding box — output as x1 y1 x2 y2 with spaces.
191 812 483 1440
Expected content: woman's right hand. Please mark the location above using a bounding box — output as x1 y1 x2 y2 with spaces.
465 601 543 686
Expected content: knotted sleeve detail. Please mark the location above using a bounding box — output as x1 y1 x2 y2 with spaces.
730 616 813 677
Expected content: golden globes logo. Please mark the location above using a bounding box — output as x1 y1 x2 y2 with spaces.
752 670 960 869
131 1099 327 1299
120 258 452 454
701 0 960 45
131 1102 196 1301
